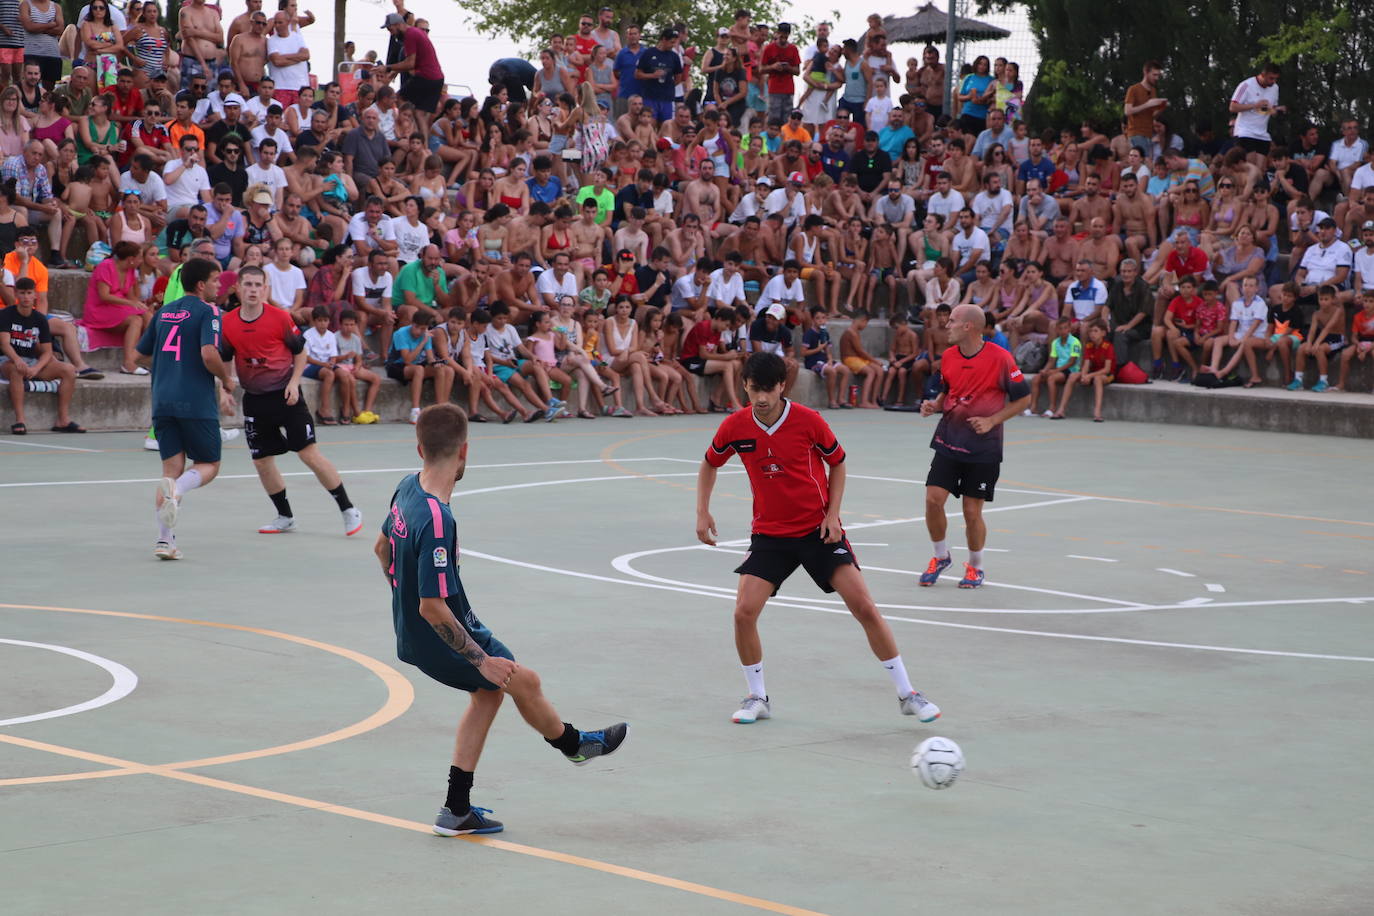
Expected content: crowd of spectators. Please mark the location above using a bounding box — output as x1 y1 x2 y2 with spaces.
3 3 1374 433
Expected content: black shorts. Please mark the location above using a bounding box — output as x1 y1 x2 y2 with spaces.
1235 137 1271 156
400 75 444 113
154 416 222 464
386 362 410 383
957 113 986 136
242 389 317 459
413 633 514 692
926 451 1000 501
734 529 859 595
681 356 706 375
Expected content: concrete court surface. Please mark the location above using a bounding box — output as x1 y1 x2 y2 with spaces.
1 413 1372 916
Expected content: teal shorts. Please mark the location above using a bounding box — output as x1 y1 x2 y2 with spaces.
492 359 526 383
1270 333 1301 350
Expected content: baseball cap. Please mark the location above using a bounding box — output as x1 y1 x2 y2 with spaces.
765 304 786 320
223 93 245 107
718 27 729 35
1362 220 1374 231
787 171 804 184
660 26 678 39
383 12 404 27
250 189 273 205
1318 217 1338 229
756 176 773 187
789 109 803 118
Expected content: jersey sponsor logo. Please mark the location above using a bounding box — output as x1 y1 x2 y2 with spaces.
162 310 192 323
833 547 848 555
760 459 782 477
432 547 448 568
388 502 408 538
731 438 758 453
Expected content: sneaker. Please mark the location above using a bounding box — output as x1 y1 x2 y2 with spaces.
1285 378 1303 391
564 722 629 765
957 562 985 589
731 695 771 724
143 435 160 451
432 805 504 837
543 405 560 421
409 407 422 424
258 515 297 534
919 554 953 587
219 427 240 442
153 540 182 561
1020 408 1032 417
610 405 633 418
156 477 179 531
1040 409 1055 418
899 691 941 722
1313 380 1330 393
1150 362 1163 380
1176 370 1192 385
341 507 363 537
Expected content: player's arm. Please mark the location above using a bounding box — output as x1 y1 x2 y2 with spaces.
373 532 391 579
820 459 846 543
418 597 516 686
284 331 307 405
695 458 722 546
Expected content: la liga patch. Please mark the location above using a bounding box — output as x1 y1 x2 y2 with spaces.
432 547 448 568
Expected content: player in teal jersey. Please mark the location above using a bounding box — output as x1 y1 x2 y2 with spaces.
135 258 237 560
375 403 629 836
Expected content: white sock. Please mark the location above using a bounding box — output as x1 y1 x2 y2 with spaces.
156 511 173 543
932 540 949 559
174 468 203 497
742 662 766 699
880 655 914 696
969 549 984 569
1319 374 1328 383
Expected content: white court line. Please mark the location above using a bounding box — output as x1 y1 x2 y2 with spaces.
1068 555 1118 563
1206 583 1227 593
1156 568 1196 578
843 496 1094 532
0 438 101 452
1179 598 1212 607
0 639 138 726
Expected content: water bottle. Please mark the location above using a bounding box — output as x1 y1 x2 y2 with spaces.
24 378 59 393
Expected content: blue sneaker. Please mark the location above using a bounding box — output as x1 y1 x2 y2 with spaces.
1285 378 1303 391
565 722 628 766
433 805 503 836
919 554 953 586
957 563 985 589
1313 379 1330 392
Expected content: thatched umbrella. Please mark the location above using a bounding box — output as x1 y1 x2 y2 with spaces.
881 3 1010 45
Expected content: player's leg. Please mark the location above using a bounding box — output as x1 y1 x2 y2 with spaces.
251 454 300 533
730 574 777 723
431 687 508 836
500 665 629 765
920 467 955 585
152 418 221 558
296 442 361 535
959 492 990 588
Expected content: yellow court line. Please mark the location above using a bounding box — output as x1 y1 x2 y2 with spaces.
0 603 828 916
1304 529 1374 542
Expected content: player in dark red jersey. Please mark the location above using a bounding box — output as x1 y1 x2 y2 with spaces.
220 267 362 537
696 352 941 725
919 304 1031 589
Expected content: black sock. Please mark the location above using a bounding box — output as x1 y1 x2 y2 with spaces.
546 722 580 756
328 483 353 511
269 489 292 518
445 766 473 814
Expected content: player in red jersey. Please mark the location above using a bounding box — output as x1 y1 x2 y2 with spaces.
919 304 1031 589
220 267 362 537
696 352 941 725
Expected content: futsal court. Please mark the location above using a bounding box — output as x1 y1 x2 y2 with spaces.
3 415 1372 915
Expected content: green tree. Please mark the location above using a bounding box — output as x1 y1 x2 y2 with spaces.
983 0 1373 137
460 0 784 54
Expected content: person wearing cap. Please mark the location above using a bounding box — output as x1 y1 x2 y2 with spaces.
729 176 772 224
760 23 799 125
205 93 250 164
848 130 891 202
1295 217 1354 302
633 27 682 123
747 303 799 393
379 12 444 135
780 109 810 145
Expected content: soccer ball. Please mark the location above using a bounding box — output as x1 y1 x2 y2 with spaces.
911 736 964 790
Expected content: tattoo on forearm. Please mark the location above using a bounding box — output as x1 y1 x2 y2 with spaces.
432 621 487 666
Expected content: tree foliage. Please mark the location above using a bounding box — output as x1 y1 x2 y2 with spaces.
981 0 1373 138
461 0 785 55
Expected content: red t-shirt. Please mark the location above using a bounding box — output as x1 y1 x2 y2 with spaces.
102 86 143 136
761 41 799 95
1351 309 1374 339
680 320 719 360
221 305 302 394
1165 247 1208 281
572 35 599 79
403 27 444 81
1082 341 1116 373
931 342 1030 464
1166 294 1201 327
705 400 846 537
1194 301 1228 336
822 119 864 147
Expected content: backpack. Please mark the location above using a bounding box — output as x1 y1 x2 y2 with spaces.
1192 371 1241 389
1013 339 1046 375
1115 361 1149 384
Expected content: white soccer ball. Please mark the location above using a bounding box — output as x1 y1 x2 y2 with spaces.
911 736 965 790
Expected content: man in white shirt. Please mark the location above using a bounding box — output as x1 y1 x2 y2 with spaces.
925 171 964 232
242 78 276 126
1295 218 1354 302
389 197 429 265
349 249 396 341
535 252 578 308
950 208 989 283
263 237 308 322
971 171 1014 241
729 177 772 223
120 155 169 229
348 196 398 257
707 254 747 310
671 262 710 312
755 259 805 316
1353 221 1374 294
266 12 311 105
1327 119 1370 197
1063 259 1109 329
763 176 807 229
163 135 213 219
1228 63 1284 165
249 105 294 156
245 137 288 209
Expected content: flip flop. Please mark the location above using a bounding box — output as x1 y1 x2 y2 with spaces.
10 422 25 435
468 413 488 423
77 367 105 380
501 410 517 424
51 421 86 433
1093 416 1104 423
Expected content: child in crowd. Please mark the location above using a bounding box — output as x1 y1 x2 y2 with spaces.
483 303 558 421
801 306 853 409
468 308 538 423
302 306 341 424
1334 290 1374 392
839 309 883 408
1190 281 1231 376
1288 285 1345 392
1057 320 1114 421
525 310 582 416
881 312 925 406
661 311 705 414
1156 274 1200 382
1026 317 1080 418
1206 275 1269 384
1265 282 1305 387
388 309 455 424
334 310 381 424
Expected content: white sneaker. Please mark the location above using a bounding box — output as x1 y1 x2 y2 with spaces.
410 407 421 424
220 427 241 442
156 477 179 531
258 515 297 534
732 695 771 724
143 436 159 451
899 691 941 723
1041 409 1055 418
1021 408 1032 417
153 540 182 560
342 507 363 536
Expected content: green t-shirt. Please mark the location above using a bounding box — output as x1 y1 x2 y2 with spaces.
575 185 615 225
391 259 448 307
1050 335 1083 370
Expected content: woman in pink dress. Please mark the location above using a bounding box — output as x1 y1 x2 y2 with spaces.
78 241 148 374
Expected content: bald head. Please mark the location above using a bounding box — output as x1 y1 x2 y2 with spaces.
951 304 986 330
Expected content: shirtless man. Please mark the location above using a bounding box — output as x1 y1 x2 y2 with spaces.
492 251 538 322
1112 172 1157 262
567 199 608 287
1068 175 1113 234
613 207 650 263
734 216 769 284
682 159 725 250
665 213 707 279
615 95 644 141
227 0 264 47
179 0 226 86
944 138 978 198
1077 217 1122 283
228 9 269 96
914 46 945 117
1042 217 1078 289
757 213 788 269
269 193 319 255
506 204 549 269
